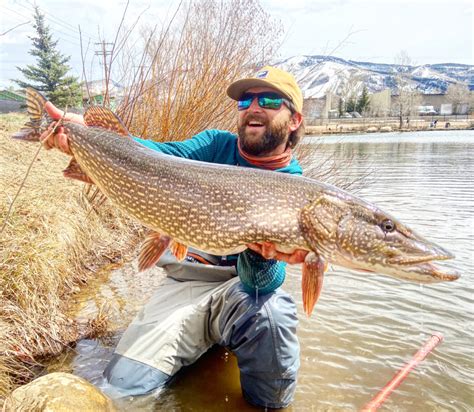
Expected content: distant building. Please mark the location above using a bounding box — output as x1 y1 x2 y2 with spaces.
0 89 26 113
82 80 124 108
303 97 327 121
368 89 391 117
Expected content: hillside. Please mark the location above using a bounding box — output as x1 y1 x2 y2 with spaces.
276 55 473 98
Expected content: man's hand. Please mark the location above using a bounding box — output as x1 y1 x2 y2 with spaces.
40 101 86 155
247 241 309 264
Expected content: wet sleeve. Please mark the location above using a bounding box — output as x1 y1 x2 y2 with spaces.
132 130 220 162
237 249 286 295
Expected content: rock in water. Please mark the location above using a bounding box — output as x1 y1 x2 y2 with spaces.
5 372 116 411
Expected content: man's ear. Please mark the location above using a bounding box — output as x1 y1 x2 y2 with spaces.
289 112 303 132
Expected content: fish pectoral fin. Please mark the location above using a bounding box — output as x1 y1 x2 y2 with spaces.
170 241 188 262
302 252 327 317
63 158 95 184
138 232 171 271
83 106 131 137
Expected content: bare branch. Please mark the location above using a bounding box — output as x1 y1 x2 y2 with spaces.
0 21 30 36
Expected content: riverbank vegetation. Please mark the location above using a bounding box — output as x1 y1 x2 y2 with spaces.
0 113 143 397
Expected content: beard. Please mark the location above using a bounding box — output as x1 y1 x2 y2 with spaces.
237 114 290 156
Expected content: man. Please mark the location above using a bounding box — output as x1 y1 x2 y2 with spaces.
41 66 307 408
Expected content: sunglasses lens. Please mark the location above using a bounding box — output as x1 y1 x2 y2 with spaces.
237 93 285 110
259 96 283 109
238 98 252 111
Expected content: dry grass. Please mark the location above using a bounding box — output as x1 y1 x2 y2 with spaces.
0 113 141 400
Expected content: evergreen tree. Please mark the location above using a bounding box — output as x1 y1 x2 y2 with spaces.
338 98 344 117
345 96 356 113
14 6 82 108
356 86 370 114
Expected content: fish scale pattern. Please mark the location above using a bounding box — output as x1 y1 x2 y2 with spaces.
68 122 315 255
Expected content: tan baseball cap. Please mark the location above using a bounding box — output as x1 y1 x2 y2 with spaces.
227 66 303 114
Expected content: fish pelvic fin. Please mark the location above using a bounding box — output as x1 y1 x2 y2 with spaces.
302 252 326 317
83 106 131 137
170 241 188 262
12 88 48 141
138 231 171 271
63 158 95 184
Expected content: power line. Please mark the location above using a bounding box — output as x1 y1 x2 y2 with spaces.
14 1 100 42
0 5 94 46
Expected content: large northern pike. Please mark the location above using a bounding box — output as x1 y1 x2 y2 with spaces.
14 88 459 315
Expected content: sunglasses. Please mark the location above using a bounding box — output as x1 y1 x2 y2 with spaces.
237 92 291 111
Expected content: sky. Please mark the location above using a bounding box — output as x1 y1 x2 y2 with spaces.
0 0 472 89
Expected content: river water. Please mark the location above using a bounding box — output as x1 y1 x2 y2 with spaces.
48 130 473 411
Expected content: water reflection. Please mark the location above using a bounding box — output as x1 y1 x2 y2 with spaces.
52 130 473 411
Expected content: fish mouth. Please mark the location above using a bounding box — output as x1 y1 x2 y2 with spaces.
388 251 459 282
339 251 459 283
392 255 459 282
389 252 454 266
418 261 460 282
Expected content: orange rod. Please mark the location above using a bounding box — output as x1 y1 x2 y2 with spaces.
362 333 444 411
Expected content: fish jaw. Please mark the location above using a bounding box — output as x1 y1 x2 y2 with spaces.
299 192 460 284
331 253 459 283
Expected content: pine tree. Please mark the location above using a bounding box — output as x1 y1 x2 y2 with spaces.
345 96 356 113
14 6 82 108
356 86 370 114
338 98 344 117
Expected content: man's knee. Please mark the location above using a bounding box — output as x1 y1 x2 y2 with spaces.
103 354 170 396
241 374 297 409
218 284 300 407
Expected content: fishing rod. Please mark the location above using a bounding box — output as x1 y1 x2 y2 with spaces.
362 332 444 411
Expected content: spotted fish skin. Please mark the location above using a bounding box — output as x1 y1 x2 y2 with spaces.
13 88 459 291
63 121 459 285
65 122 314 255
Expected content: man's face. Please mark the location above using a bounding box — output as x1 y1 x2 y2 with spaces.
237 87 299 156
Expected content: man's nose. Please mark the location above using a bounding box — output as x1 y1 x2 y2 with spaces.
247 97 262 112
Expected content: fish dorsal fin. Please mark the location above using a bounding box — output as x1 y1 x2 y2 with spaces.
83 106 130 137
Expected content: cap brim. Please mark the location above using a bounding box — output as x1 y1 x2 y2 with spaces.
226 79 293 102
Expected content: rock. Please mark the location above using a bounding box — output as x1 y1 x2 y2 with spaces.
380 126 393 132
5 372 116 411
366 126 378 133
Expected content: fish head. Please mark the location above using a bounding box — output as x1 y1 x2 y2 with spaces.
299 192 459 283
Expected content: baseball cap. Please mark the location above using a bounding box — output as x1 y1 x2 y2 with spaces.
227 66 303 114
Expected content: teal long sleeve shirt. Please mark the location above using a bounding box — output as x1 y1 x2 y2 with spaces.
134 130 303 295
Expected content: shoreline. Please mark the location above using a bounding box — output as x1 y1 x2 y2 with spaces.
304 117 473 136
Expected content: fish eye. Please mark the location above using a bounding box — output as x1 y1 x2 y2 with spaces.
381 219 395 232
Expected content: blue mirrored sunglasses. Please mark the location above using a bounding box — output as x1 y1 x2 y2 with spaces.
237 92 291 111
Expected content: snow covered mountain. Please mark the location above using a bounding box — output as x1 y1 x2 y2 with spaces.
276 55 473 99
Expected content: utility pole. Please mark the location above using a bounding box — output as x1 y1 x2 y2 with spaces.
94 41 114 106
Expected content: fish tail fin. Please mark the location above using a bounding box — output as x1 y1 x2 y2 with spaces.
12 88 49 141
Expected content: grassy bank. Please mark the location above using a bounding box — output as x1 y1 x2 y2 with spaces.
0 113 141 400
